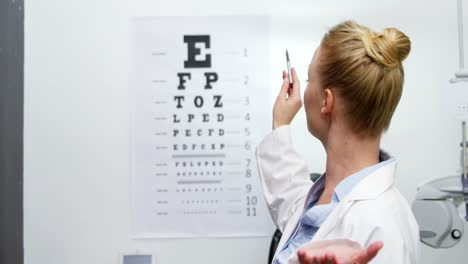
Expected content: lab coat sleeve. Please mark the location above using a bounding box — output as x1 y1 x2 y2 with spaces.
255 125 313 232
362 223 417 264
349 200 420 264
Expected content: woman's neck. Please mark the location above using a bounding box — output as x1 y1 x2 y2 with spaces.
319 126 381 204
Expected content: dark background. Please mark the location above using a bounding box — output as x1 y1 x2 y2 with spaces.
0 0 24 263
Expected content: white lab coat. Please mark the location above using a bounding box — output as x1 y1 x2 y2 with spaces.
255 125 420 264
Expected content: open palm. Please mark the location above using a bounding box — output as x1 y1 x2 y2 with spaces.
297 239 384 264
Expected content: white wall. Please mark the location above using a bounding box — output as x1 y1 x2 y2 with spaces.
24 0 467 263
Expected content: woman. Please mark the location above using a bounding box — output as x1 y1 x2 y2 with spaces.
255 21 419 264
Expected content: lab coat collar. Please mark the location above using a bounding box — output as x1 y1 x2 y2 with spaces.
344 150 396 201
344 158 396 201
306 149 396 204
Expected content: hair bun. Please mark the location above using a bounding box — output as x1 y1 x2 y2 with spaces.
362 27 411 68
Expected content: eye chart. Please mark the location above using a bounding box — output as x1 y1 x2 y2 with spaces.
130 16 273 238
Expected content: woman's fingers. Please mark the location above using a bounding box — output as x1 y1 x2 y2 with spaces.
312 254 324 264
298 250 335 264
280 68 300 99
297 250 311 264
325 252 337 264
353 241 384 264
279 70 291 98
364 241 383 261
290 67 301 97
296 239 381 264
305 252 338 264
272 69 303 129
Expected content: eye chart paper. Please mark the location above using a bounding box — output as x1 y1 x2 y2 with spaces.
130 16 273 238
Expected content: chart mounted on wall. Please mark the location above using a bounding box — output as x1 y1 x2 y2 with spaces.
130 16 273 238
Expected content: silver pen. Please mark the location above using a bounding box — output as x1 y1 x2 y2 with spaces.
286 49 293 88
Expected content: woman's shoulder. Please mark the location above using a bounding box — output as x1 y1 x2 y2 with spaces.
348 186 416 222
341 186 420 247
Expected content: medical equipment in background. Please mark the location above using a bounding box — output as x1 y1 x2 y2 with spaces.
411 0 468 248
412 124 468 248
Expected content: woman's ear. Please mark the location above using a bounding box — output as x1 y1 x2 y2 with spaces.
320 88 334 117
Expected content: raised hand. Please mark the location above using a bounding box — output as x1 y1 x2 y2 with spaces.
272 68 302 129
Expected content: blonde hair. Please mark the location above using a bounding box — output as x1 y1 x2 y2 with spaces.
319 20 411 137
